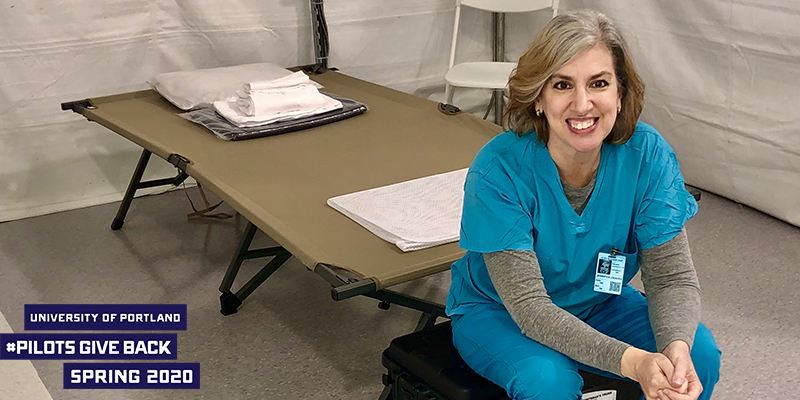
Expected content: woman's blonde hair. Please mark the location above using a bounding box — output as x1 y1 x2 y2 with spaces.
504 9 645 144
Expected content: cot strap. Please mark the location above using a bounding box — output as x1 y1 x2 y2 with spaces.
184 183 232 219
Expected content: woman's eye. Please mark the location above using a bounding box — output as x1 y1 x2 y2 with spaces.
553 81 570 90
592 80 609 88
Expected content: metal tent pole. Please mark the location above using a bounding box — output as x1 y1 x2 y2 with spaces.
310 0 329 71
492 12 505 125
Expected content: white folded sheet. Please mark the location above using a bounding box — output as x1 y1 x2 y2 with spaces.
327 168 468 252
235 84 327 117
213 93 343 128
242 71 312 93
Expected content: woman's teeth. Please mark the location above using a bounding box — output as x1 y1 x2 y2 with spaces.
569 119 595 130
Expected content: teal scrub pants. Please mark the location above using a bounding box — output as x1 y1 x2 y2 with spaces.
451 285 721 400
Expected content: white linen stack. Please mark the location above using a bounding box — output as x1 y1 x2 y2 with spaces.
213 71 343 128
234 84 326 117
240 71 310 93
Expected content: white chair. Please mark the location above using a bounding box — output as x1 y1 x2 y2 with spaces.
445 0 558 121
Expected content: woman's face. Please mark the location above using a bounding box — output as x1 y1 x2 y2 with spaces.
537 43 622 158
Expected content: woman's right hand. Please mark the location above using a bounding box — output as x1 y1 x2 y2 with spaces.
620 346 680 400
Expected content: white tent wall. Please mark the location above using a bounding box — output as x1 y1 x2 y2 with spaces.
1 0 798 226
0 0 331 222
562 0 800 226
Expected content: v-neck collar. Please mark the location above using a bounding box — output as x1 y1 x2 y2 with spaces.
537 141 609 231
561 173 597 216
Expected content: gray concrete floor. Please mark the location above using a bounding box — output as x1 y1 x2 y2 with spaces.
0 187 798 399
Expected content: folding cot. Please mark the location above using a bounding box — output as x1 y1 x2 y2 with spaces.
61 69 501 328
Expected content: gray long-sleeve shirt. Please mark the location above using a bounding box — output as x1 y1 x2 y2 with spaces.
483 174 701 376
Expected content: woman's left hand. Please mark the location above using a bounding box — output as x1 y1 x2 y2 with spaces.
657 340 703 400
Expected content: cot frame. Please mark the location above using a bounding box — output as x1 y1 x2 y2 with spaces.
61 100 449 329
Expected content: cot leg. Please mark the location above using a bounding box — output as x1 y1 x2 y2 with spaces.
219 221 293 315
231 250 292 305
377 384 393 400
414 312 439 332
316 264 449 331
366 290 447 332
112 149 152 230
377 303 441 331
111 149 190 230
219 222 259 294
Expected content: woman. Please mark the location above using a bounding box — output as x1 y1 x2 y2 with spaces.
446 10 721 400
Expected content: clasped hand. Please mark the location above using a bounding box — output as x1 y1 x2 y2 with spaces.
620 341 703 400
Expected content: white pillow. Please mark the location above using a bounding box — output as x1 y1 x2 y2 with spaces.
148 62 315 110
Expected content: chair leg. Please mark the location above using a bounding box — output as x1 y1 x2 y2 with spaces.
493 88 504 124
445 84 455 105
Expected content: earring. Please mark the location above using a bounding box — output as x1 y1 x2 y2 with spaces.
536 109 543 117
617 106 621 114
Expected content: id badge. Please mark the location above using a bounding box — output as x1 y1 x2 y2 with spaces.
593 249 625 295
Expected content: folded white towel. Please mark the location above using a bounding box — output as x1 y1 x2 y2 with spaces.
235 84 327 117
242 71 311 93
213 93 343 128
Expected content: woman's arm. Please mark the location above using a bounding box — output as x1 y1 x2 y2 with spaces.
484 250 630 375
639 228 701 352
639 228 703 397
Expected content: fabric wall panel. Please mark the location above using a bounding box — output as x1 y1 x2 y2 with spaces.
563 0 799 226
726 3 800 222
727 2 800 224
323 0 459 93
0 0 798 227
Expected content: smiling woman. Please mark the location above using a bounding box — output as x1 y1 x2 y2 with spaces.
535 44 621 186
505 11 645 147
446 9 720 400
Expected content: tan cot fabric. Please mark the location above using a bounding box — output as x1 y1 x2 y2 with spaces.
81 71 502 289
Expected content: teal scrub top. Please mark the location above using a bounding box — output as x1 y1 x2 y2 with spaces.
446 122 698 319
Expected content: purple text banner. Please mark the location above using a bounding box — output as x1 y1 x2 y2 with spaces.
64 363 199 389
25 304 186 331
1 333 178 360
